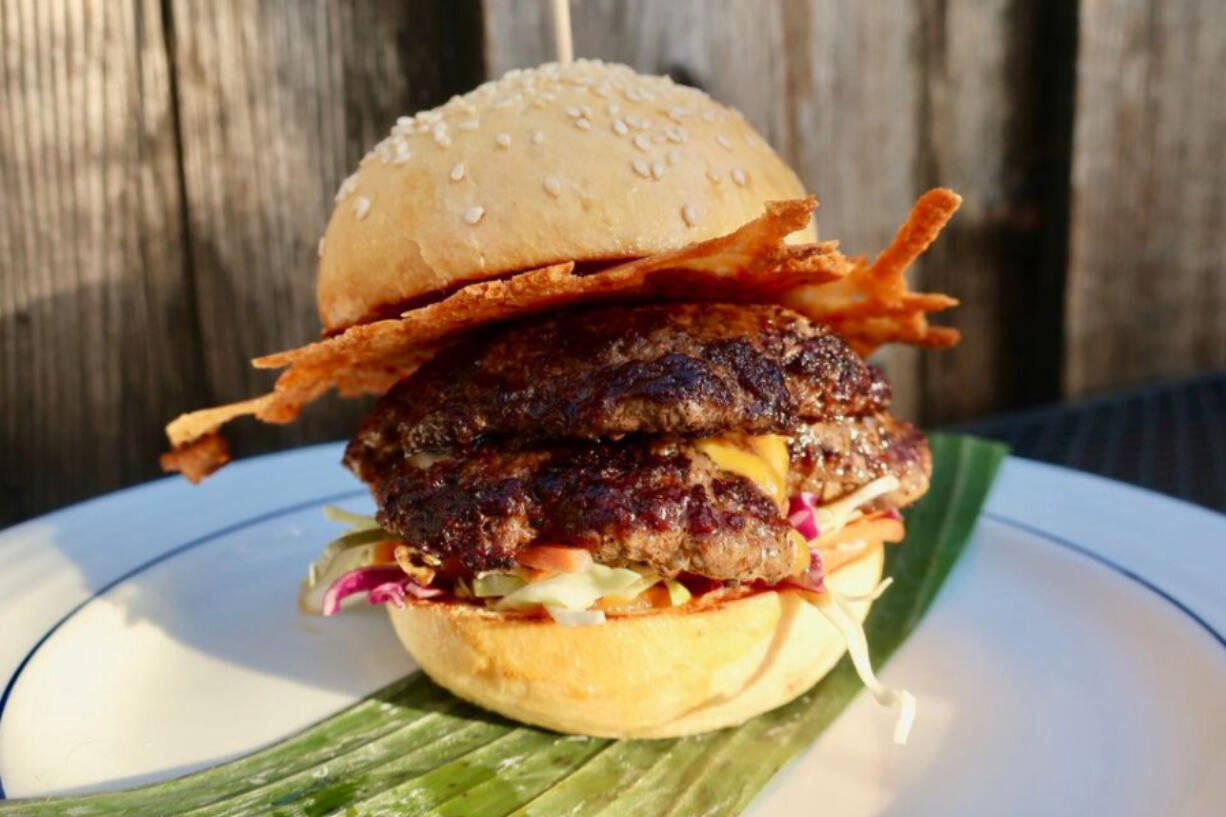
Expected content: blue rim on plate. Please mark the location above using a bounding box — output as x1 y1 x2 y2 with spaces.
1 493 1222 800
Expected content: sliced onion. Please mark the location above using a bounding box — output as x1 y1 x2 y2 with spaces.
320 566 406 616
367 581 409 609
787 493 821 541
403 582 444 600
368 579 444 609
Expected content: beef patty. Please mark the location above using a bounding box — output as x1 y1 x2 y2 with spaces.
373 414 929 584
345 303 889 480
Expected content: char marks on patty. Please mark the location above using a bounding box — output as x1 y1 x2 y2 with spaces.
790 413 931 508
373 414 930 584
375 437 798 584
344 303 888 482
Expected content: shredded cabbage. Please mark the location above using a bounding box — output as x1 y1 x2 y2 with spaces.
473 571 528 598
301 542 392 613
607 567 661 602
813 475 900 536
306 523 394 591
838 576 895 603
494 564 644 611
545 605 607 626
301 507 400 614
664 578 692 606
321 505 381 530
812 584 916 745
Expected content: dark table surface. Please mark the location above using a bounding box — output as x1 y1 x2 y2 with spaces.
949 371 1226 514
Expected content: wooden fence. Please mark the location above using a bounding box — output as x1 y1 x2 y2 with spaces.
2 0 1223 526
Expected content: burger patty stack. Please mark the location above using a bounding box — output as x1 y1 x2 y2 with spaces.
162 60 962 740
346 302 930 593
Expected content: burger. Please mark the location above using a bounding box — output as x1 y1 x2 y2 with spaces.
162 61 960 741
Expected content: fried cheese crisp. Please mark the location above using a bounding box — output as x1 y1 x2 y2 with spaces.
163 193 960 480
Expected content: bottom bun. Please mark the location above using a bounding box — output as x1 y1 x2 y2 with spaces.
386 542 884 738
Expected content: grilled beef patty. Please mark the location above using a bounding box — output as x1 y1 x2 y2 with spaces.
375 437 797 584
372 414 929 584
789 413 931 507
350 302 930 584
345 303 888 482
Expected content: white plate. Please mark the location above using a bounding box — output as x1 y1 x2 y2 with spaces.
1 445 1224 814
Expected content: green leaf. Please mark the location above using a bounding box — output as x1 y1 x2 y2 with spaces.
2 434 1006 817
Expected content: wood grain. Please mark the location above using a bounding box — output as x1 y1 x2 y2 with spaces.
914 0 1075 423
1065 0 1226 396
3 0 1222 523
483 0 1072 423
167 0 481 456
483 0 924 415
0 0 204 526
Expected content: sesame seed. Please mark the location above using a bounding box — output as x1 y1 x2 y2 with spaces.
591 84 610 98
716 134 732 150
731 167 748 186
450 162 465 182
396 116 413 127
543 175 562 197
668 106 687 122
459 120 479 131
625 115 641 129
434 132 452 148
354 196 371 220
495 132 512 148
334 173 359 202
463 206 485 225
607 102 621 116
633 134 651 151
393 151 411 165
532 130 545 144
612 119 629 136
631 158 651 178
701 110 717 123
706 168 722 183
317 237 325 258
564 105 581 118
667 148 681 165
682 204 699 227
575 117 592 131
651 161 665 179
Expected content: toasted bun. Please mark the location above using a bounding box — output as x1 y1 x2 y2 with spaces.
317 60 812 334
386 542 883 738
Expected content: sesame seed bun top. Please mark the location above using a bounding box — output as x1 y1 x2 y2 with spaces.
316 60 813 334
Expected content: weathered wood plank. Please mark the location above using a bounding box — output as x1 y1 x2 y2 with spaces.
0 0 204 526
1065 0 1226 396
168 0 482 456
915 0 1075 423
776 0 925 420
483 0 925 416
483 0 1072 424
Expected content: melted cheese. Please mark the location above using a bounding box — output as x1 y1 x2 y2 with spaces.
695 433 790 505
